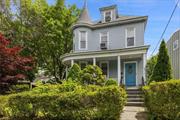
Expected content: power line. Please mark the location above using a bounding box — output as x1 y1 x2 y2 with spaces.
151 0 180 56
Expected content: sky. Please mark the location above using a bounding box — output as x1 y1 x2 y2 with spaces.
48 0 180 57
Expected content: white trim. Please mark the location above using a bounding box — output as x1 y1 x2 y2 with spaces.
93 58 96 66
111 11 113 21
62 49 147 63
79 61 88 68
66 66 68 79
79 31 88 50
143 53 147 83
125 27 136 48
103 10 113 23
117 56 121 86
99 32 109 49
123 61 138 86
71 59 74 67
100 61 109 79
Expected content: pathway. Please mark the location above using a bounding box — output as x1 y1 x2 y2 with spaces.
120 106 148 120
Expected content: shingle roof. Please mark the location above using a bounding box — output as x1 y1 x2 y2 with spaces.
77 0 91 24
73 15 148 30
95 15 147 24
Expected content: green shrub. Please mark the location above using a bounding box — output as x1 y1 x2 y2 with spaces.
79 65 105 86
0 82 127 120
67 63 81 81
9 85 30 93
143 80 180 120
105 78 118 86
0 84 30 95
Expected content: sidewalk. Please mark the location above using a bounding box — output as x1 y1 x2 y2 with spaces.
120 106 148 120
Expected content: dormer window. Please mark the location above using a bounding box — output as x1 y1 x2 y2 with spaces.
126 28 135 47
104 11 112 22
79 31 87 50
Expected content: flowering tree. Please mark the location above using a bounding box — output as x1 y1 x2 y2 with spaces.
0 33 33 84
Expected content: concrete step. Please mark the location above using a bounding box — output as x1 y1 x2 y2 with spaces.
125 87 141 90
126 90 143 94
126 102 144 107
127 94 143 98
127 98 144 102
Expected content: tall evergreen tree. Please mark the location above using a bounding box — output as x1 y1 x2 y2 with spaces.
151 40 172 82
146 55 157 84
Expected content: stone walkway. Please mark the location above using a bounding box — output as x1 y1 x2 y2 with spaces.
120 106 148 120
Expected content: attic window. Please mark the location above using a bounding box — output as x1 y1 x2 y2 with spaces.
173 40 178 51
104 11 112 22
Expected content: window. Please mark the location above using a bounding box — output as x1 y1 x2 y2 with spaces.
79 31 87 50
79 61 87 69
173 40 179 51
100 32 108 49
100 62 109 78
104 11 112 22
126 28 135 47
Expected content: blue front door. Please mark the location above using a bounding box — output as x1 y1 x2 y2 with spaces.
125 63 136 86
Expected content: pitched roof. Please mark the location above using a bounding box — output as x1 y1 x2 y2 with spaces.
77 0 91 24
73 15 148 30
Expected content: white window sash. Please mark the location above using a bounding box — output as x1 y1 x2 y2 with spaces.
79 31 87 50
104 10 112 22
125 28 136 47
100 32 109 48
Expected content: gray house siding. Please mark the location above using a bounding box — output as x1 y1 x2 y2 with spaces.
167 30 180 79
74 22 145 52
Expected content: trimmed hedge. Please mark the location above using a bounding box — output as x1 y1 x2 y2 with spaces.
143 80 180 120
0 81 127 120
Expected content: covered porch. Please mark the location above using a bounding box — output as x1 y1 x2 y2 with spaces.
61 46 149 86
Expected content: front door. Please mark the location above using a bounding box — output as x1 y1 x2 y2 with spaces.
125 63 136 86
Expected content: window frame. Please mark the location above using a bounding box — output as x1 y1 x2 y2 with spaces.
100 61 109 79
79 31 88 50
100 32 109 49
125 27 136 48
173 40 179 51
104 10 113 22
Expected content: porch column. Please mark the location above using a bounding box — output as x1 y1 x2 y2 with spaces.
71 59 74 67
117 56 121 86
65 66 68 79
93 57 96 66
143 53 147 83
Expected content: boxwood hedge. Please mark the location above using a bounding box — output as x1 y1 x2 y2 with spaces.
0 81 126 120
143 80 180 120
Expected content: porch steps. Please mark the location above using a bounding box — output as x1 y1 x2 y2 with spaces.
126 87 144 106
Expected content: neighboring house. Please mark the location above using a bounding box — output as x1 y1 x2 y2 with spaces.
167 29 180 79
61 2 150 86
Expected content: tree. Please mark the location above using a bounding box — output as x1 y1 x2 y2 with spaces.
151 40 172 82
0 33 33 84
146 55 157 84
0 0 80 81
